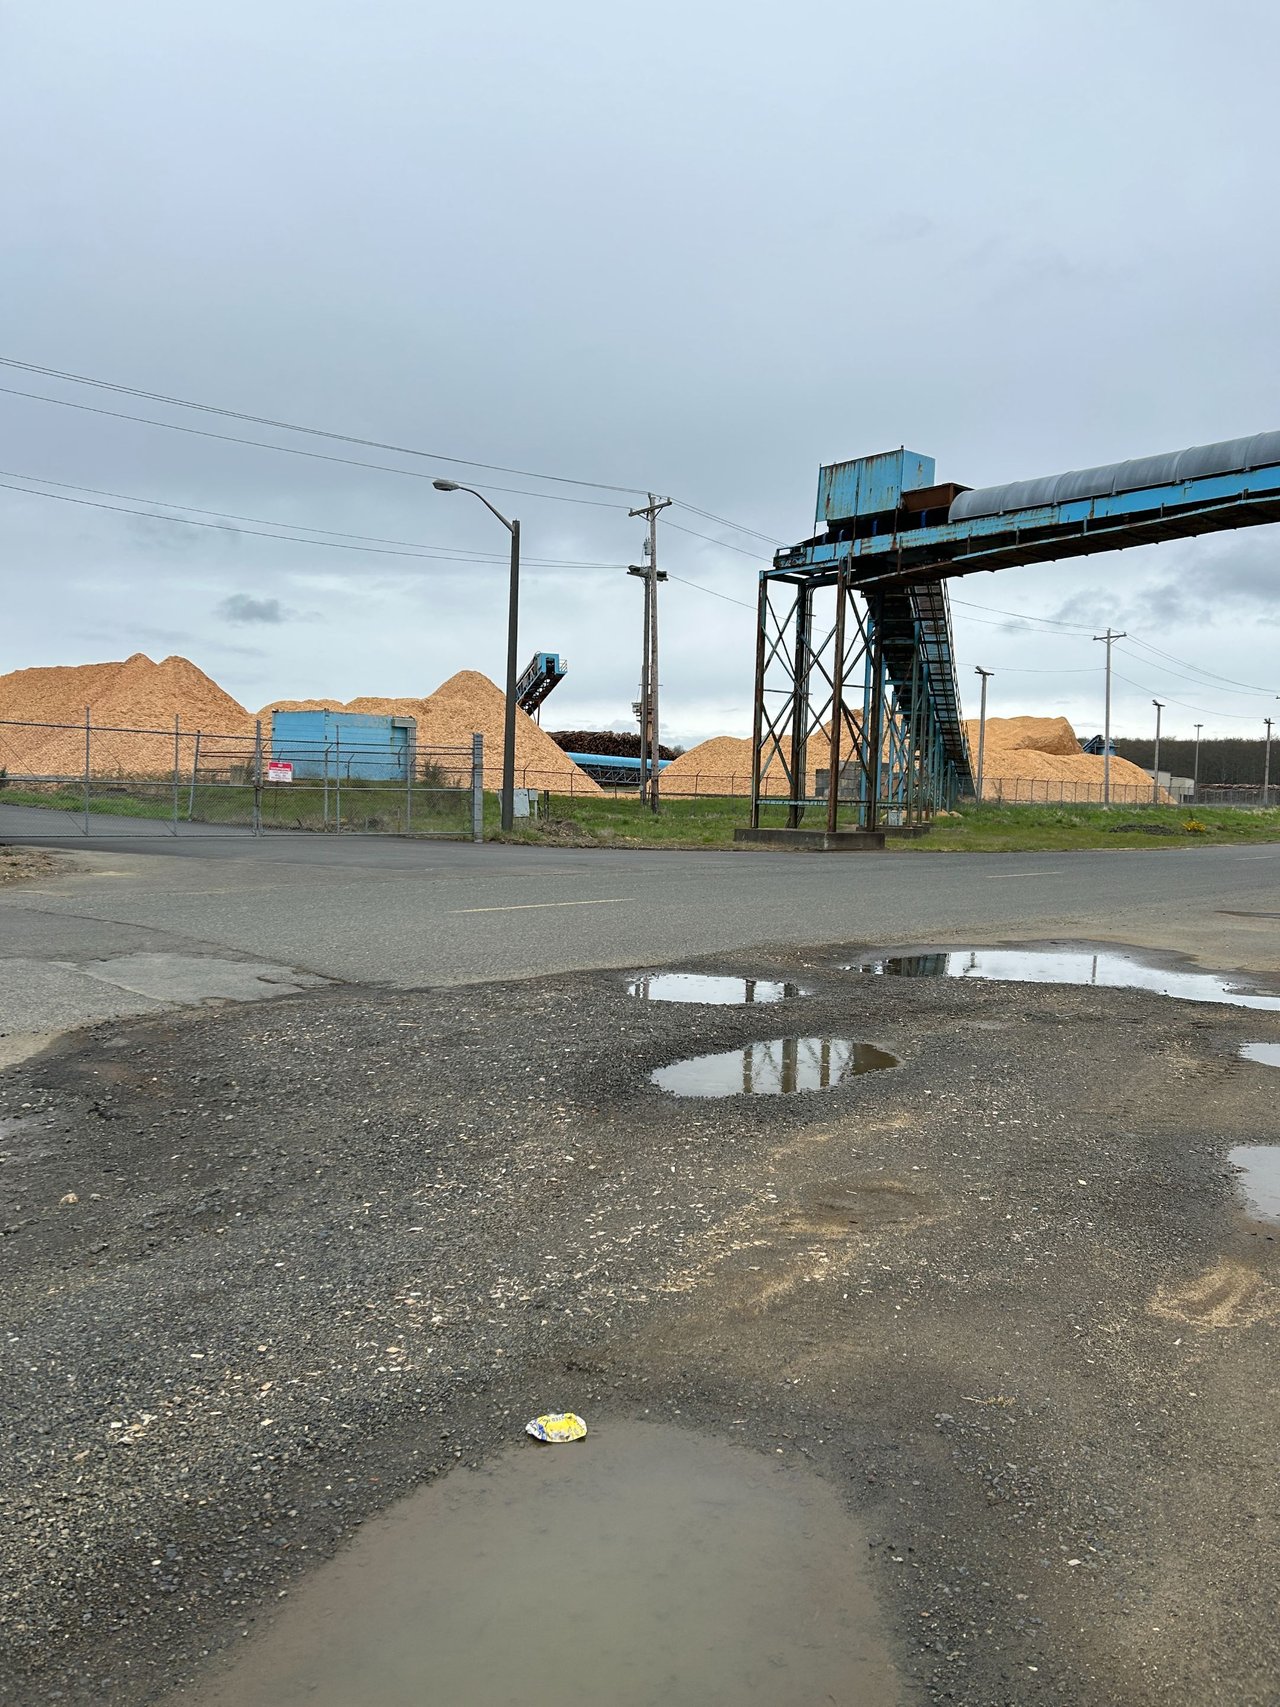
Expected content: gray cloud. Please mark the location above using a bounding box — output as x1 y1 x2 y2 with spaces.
2 0 1278 743
218 595 289 626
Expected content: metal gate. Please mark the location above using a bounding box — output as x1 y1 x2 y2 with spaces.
0 717 484 841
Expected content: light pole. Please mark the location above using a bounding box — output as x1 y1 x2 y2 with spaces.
974 666 993 802
1092 627 1126 806
1265 715 1274 810
1151 699 1164 805
1192 723 1202 805
433 479 521 833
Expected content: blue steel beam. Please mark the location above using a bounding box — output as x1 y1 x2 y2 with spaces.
773 454 1280 590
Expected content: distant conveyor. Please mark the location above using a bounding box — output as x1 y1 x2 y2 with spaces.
751 431 1280 834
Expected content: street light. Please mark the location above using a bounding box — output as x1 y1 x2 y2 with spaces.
432 479 521 832
974 666 994 802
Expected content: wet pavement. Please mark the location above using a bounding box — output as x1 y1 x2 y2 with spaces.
846 946 1280 1009
4 936 1280 1707
173 1424 901 1707
625 971 804 1004
651 1036 898 1097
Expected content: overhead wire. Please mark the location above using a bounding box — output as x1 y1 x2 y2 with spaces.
0 386 633 511
0 469 627 567
0 479 628 570
0 354 799 548
0 355 648 496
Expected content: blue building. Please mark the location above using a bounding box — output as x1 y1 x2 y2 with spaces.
269 709 416 781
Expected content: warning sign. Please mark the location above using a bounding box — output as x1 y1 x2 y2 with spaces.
266 760 294 784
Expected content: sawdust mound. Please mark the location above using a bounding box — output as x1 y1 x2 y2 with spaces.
977 715 1080 756
965 715 1170 803
0 654 252 778
660 733 841 798
417 671 600 793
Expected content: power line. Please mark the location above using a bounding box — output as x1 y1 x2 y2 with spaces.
0 385 633 511
1121 633 1278 696
949 594 1095 632
0 479 626 570
1110 672 1261 721
668 499 787 548
665 518 768 559
0 469 627 567
667 573 755 610
0 355 648 496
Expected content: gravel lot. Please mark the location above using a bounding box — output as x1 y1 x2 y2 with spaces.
3 941 1278 1705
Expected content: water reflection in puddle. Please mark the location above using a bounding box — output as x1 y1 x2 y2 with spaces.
847 949 1280 1010
176 1424 902 1707
1230 1146 1280 1224
626 972 802 1004
652 1037 897 1097
1241 1042 1280 1068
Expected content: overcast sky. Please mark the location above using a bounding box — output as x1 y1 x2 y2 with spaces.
3 0 1278 745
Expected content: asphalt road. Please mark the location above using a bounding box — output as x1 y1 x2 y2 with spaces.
4 807 1280 992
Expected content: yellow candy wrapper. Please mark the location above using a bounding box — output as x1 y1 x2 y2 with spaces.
525 1412 587 1443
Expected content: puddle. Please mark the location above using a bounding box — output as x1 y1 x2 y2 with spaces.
847 948 1280 1010
175 1423 902 1707
652 1037 897 1097
1230 1146 1280 1224
1241 1042 1280 1068
626 972 802 1004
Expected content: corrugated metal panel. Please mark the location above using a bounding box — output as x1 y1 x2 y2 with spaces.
817 449 936 525
950 429 1280 522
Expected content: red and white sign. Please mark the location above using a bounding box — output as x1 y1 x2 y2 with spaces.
266 760 294 784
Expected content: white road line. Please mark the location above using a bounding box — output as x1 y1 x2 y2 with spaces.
450 897 631 914
988 871 1064 877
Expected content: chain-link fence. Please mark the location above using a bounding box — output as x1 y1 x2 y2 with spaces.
0 717 483 839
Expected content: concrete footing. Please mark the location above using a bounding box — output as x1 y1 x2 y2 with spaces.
732 827 888 852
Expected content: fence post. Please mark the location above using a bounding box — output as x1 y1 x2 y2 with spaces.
335 732 341 833
472 733 484 843
253 719 263 836
83 705 91 835
172 714 181 835
405 738 414 835
187 730 201 820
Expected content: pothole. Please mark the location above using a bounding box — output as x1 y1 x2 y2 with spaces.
651 1037 898 1097
846 948 1280 1009
1230 1146 1280 1224
168 1423 902 1707
626 972 803 1004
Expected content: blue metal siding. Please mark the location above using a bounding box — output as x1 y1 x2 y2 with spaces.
816 449 936 527
269 710 414 781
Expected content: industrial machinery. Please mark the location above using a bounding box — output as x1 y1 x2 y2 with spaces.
751 432 1280 838
516 651 567 717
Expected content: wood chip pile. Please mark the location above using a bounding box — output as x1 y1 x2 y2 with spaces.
0 654 253 778
967 716 1172 802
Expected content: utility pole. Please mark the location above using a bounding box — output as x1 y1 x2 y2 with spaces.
974 666 994 802
1151 700 1164 805
1193 722 1202 804
1265 715 1274 809
627 494 671 812
1092 627 1127 806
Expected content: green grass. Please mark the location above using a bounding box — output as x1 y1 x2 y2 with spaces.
493 793 1280 852
0 778 471 835
9 777 1280 854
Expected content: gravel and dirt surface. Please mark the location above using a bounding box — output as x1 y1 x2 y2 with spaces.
3 939 1278 1705
0 845 68 887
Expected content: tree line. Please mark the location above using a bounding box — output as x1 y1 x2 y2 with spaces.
1113 736 1276 785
